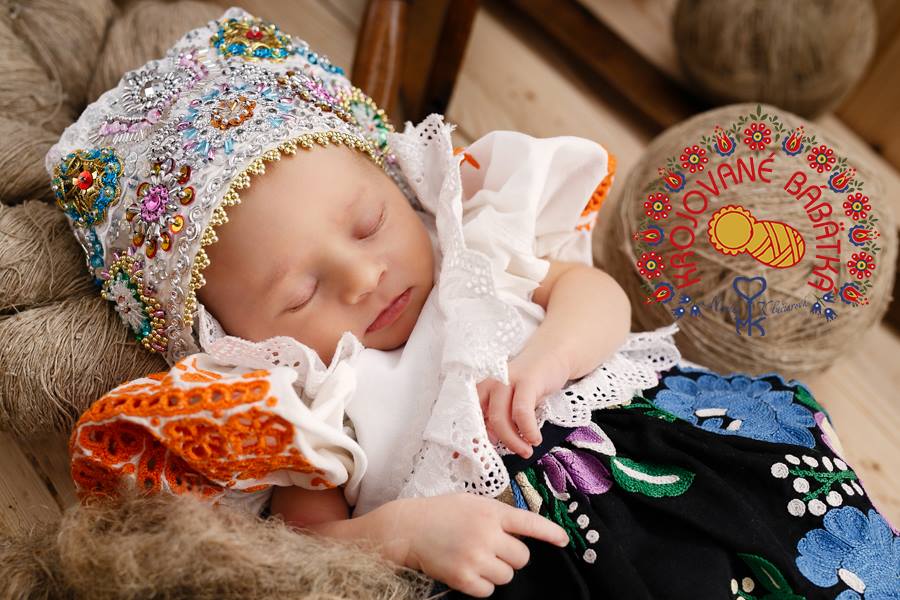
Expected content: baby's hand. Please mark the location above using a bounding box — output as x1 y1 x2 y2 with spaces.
476 343 570 458
403 493 569 597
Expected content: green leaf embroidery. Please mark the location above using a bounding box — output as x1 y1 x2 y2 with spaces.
736 553 805 599
610 457 694 497
793 384 827 417
623 397 678 422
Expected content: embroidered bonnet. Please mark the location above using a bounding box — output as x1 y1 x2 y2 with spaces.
46 7 411 366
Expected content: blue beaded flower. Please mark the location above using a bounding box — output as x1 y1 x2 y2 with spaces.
177 81 296 161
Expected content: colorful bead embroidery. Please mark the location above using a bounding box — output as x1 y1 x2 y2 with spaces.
50 7 410 364
176 79 298 161
95 49 209 144
100 252 169 353
210 16 294 61
291 37 345 75
276 69 353 124
73 226 106 286
51 147 123 227
126 158 195 257
337 86 395 153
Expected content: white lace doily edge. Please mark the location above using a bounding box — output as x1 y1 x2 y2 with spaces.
398 322 684 501
494 321 683 456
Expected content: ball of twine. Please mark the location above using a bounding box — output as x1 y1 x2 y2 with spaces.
601 103 897 381
673 0 877 118
0 0 220 436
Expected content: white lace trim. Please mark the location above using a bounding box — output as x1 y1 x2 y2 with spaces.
197 302 364 400
530 323 682 432
388 115 682 502
388 115 523 499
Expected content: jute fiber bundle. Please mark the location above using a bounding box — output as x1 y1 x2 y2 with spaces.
0 488 434 599
0 0 219 435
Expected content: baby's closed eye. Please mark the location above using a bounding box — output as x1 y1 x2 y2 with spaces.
283 201 387 314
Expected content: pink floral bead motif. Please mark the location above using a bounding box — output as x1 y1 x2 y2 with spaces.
842 192 871 221
847 251 876 280
743 122 772 152
125 159 195 258
679 145 708 174
807 144 836 173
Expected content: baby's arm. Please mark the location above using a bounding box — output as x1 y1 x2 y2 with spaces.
478 259 632 457
270 484 411 566
529 259 632 380
269 485 568 598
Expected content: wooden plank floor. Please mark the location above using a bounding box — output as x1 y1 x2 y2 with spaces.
1 0 897 538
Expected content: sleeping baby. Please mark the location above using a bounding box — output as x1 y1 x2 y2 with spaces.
56 9 895 600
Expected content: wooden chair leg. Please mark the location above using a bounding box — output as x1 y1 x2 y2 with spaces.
351 0 410 120
402 0 479 124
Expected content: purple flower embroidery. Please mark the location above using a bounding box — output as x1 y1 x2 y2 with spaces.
537 422 616 500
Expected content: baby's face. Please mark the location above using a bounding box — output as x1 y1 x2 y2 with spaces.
197 144 435 365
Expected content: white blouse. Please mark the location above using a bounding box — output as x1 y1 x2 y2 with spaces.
70 114 682 518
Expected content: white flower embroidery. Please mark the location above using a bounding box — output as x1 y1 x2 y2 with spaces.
108 278 146 331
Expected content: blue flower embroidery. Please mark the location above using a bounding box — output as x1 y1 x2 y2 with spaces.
653 373 816 447
796 506 899 599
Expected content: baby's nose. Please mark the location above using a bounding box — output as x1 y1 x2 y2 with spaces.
341 258 386 305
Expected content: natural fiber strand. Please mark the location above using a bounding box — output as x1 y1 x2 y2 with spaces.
0 488 438 599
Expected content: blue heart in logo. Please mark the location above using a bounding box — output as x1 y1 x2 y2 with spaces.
732 276 767 302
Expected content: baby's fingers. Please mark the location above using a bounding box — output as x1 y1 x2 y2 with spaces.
488 385 532 458
511 383 541 446
501 506 569 548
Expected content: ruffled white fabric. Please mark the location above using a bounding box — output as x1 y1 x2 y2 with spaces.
369 115 682 510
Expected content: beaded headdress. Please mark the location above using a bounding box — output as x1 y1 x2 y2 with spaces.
46 7 411 366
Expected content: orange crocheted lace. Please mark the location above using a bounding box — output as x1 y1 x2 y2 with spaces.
577 153 617 232
70 355 335 505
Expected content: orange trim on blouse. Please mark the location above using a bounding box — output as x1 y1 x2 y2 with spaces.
69 354 336 506
576 153 617 232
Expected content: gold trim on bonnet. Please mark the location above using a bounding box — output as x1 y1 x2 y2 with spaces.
183 130 384 332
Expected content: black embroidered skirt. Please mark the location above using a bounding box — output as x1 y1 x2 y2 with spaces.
436 365 898 600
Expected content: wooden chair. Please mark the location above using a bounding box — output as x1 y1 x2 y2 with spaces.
352 0 480 125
